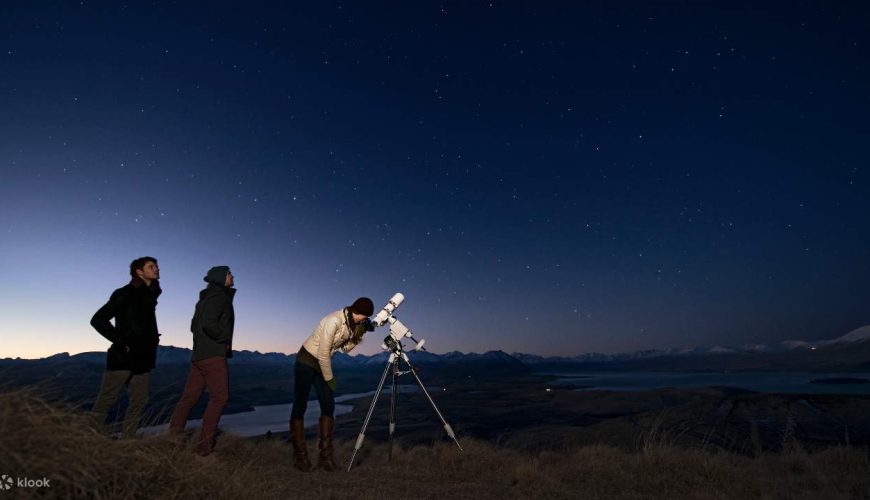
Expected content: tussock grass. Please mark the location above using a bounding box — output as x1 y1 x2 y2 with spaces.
1 390 868 499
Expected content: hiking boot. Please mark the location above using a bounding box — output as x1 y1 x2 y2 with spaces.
318 416 338 471
290 418 312 472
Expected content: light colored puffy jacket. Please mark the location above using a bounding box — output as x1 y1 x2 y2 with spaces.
302 309 361 381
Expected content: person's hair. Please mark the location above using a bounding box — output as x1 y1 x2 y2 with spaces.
129 256 157 277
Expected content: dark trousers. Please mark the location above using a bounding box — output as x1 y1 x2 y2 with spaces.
291 362 334 420
91 370 150 437
169 356 229 454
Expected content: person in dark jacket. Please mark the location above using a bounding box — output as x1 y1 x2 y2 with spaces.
168 266 236 456
90 256 162 437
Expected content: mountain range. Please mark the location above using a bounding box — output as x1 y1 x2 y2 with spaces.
4 326 869 372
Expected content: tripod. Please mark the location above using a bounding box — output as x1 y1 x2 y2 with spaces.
346 336 462 471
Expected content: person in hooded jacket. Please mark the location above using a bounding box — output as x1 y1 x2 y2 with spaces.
168 266 236 456
90 256 162 437
290 297 374 471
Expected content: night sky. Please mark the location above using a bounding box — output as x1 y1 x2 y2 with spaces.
2 2 869 359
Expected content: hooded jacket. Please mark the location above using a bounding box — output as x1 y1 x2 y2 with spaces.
190 282 236 362
301 309 363 382
90 277 162 374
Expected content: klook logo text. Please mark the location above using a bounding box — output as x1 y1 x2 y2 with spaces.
0 474 51 492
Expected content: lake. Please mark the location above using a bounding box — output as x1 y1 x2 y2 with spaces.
140 385 422 437
542 371 870 395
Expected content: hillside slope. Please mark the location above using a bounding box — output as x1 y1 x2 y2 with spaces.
1 390 868 499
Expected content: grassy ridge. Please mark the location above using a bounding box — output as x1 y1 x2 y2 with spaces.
1 390 869 499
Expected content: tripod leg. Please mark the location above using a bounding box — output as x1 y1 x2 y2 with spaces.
347 355 394 472
402 355 463 451
388 361 399 461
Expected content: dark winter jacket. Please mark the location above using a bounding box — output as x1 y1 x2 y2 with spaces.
190 283 236 362
90 277 162 374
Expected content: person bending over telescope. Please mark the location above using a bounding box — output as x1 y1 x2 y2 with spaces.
290 297 374 471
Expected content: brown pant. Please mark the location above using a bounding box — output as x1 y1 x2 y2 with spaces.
91 370 150 438
169 356 229 455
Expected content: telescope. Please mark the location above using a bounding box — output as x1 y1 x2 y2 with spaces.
369 293 426 351
346 292 461 471
371 293 404 327
384 316 425 351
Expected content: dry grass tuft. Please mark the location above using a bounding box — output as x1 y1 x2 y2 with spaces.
1 389 868 499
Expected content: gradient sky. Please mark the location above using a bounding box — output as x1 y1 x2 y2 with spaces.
2 2 869 359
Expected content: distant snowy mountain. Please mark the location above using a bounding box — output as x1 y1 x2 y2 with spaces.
781 340 813 350
781 325 870 350
831 325 870 344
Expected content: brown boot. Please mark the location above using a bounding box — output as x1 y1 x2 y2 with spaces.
318 415 338 471
290 418 312 472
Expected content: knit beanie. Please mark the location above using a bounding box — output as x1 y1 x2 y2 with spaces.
204 266 230 285
349 297 374 316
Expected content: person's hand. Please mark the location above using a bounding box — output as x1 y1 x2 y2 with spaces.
110 343 131 354
326 378 337 392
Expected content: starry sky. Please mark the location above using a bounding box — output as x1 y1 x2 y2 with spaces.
2 2 869 359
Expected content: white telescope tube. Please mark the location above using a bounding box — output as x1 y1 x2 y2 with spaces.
372 292 405 326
